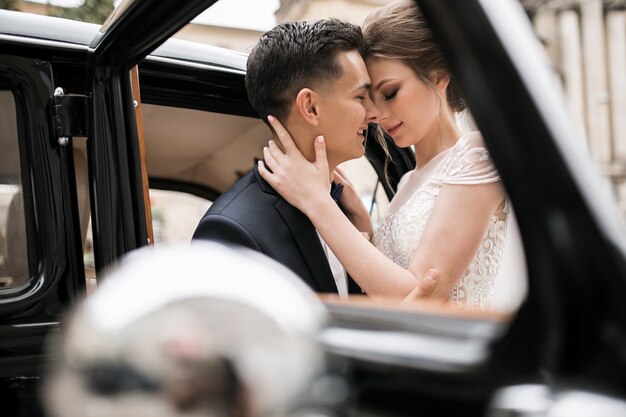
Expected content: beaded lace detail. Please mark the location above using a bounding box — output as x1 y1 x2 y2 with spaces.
373 133 509 310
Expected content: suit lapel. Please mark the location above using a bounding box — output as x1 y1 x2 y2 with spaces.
253 165 337 293
275 199 338 293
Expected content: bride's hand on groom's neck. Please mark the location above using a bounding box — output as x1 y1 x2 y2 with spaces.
259 115 332 214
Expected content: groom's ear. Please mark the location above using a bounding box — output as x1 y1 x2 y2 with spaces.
294 88 320 126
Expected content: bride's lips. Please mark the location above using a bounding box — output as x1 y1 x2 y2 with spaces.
386 122 402 137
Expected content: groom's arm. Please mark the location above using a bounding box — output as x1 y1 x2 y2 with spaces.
192 215 262 252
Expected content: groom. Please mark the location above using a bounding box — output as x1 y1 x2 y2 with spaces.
193 19 435 297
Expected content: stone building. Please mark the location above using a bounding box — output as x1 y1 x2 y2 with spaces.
520 0 626 213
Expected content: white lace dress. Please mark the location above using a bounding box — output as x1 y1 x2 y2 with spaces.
373 132 526 311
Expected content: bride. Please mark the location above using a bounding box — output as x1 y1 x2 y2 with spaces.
259 0 526 311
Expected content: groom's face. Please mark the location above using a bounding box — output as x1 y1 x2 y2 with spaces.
316 50 379 168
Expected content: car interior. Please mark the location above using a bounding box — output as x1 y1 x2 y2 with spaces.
142 104 269 197
67 99 272 292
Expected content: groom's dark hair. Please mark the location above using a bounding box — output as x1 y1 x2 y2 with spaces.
246 19 364 124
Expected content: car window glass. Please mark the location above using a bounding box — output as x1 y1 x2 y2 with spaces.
0 90 30 290
149 189 212 245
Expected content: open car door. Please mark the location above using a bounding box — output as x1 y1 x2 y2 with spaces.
86 0 220 272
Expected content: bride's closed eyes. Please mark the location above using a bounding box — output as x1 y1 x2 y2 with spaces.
383 88 398 101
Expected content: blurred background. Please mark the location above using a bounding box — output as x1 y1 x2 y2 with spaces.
1 0 624 251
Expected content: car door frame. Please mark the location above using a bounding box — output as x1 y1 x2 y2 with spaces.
86 0 221 273
0 41 89 417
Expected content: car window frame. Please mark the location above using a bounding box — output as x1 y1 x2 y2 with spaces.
0 54 85 318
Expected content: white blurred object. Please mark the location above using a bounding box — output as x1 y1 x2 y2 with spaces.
489 384 626 417
45 242 327 417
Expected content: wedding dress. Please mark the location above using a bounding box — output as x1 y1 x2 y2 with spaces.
373 132 527 311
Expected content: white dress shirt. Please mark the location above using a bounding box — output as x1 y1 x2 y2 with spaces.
317 232 348 298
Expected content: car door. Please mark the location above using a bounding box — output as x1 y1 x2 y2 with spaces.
0 20 91 416
85 0 222 272
0 1 226 414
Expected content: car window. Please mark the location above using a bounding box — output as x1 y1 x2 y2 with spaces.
0 90 29 290
59 0 536 323
143 9 530 317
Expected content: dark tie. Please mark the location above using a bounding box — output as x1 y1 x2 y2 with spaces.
330 182 343 203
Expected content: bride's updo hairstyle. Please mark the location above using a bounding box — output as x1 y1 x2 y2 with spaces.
361 0 467 187
361 0 466 113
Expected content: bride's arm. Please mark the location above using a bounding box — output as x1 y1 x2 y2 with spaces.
259 116 501 299
407 180 504 299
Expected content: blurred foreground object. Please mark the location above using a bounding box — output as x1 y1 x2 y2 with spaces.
45 242 326 417
489 384 626 417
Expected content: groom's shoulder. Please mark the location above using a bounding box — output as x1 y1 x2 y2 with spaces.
207 169 277 216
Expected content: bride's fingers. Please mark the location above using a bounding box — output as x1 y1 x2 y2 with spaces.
267 139 286 163
268 115 297 154
401 269 439 303
257 160 274 182
313 135 329 173
263 145 280 171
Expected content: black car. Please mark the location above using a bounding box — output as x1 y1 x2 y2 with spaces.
2 0 626 416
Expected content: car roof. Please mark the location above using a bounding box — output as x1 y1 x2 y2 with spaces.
0 9 247 73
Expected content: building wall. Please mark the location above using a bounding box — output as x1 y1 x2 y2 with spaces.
17 1 58 15
523 0 626 213
174 23 263 53
278 0 391 23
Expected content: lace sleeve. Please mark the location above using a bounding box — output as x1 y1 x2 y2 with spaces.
442 132 500 185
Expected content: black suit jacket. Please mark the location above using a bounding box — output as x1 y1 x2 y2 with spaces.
192 165 362 294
